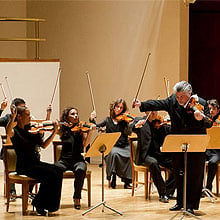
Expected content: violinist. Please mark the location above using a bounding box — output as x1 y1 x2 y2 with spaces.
90 98 132 189
204 99 220 195
0 98 25 200
0 97 7 116
132 81 212 215
55 107 96 210
6 106 63 216
132 111 175 203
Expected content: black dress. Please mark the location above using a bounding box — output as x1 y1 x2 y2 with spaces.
11 125 63 212
96 117 132 183
139 94 212 210
55 127 86 199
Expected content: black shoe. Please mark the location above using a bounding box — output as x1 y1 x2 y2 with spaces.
110 173 116 189
159 195 169 203
35 206 47 216
9 191 16 202
167 194 176 200
73 199 81 210
169 204 182 211
124 183 132 189
110 180 116 189
28 193 36 200
186 208 194 215
200 191 205 198
74 204 81 210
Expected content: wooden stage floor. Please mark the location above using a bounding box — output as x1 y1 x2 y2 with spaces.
0 164 219 220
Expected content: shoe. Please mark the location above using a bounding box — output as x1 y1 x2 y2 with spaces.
169 204 182 211
34 206 47 216
74 199 81 210
28 193 36 200
9 191 16 202
110 173 116 189
167 194 176 200
124 183 132 189
186 208 194 215
200 191 205 198
110 180 116 189
159 195 169 203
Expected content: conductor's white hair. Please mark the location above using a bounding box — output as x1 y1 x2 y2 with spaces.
173 81 192 94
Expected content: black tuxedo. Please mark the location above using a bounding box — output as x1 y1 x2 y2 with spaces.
139 94 212 209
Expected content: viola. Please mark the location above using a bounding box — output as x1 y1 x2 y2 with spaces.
71 121 94 132
115 112 136 123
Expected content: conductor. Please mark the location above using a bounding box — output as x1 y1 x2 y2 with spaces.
132 81 212 215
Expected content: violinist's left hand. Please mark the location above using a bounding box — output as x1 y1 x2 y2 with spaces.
46 104 52 120
135 119 146 128
1 98 7 111
53 120 59 133
90 123 96 131
194 110 203 121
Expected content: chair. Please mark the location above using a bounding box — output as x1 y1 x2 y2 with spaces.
216 164 220 196
52 140 91 207
3 143 39 215
129 136 169 200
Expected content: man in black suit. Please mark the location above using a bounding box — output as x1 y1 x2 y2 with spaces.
132 111 175 203
132 81 212 215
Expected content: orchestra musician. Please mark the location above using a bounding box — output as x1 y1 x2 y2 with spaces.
132 111 175 203
132 81 212 215
204 99 220 195
0 98 53 200
6 105 63 216
0 98 25 200
90 98 132 189
55 107 96 210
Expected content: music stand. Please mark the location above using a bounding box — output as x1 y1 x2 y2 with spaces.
162 134 210 220
82 132 122 216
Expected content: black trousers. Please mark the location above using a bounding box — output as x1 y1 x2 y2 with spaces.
22 161 63 212
142 154 175 197
206 150 220 191
55 160 86 199
172 152 205 210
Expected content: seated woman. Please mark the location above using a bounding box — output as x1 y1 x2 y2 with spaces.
55 107 95 209
90 98 132 189
6 106 63 216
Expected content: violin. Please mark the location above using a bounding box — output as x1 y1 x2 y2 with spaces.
71 121 94 132
213 115 220 126
115 112 136 123
185 96 212 121
28 120 56 133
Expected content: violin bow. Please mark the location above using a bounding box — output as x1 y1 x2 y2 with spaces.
0 82 7 100
132 52 151 108
163 77 170 97
4 76 13 103
142 95 160 125
50 67 61 106
86 71 96 113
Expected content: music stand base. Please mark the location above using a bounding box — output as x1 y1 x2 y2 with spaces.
202 188 217 203
82 201 122 216
170 210 201 220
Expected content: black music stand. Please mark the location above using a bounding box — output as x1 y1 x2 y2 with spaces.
82 132 122 216
162 134 210 220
